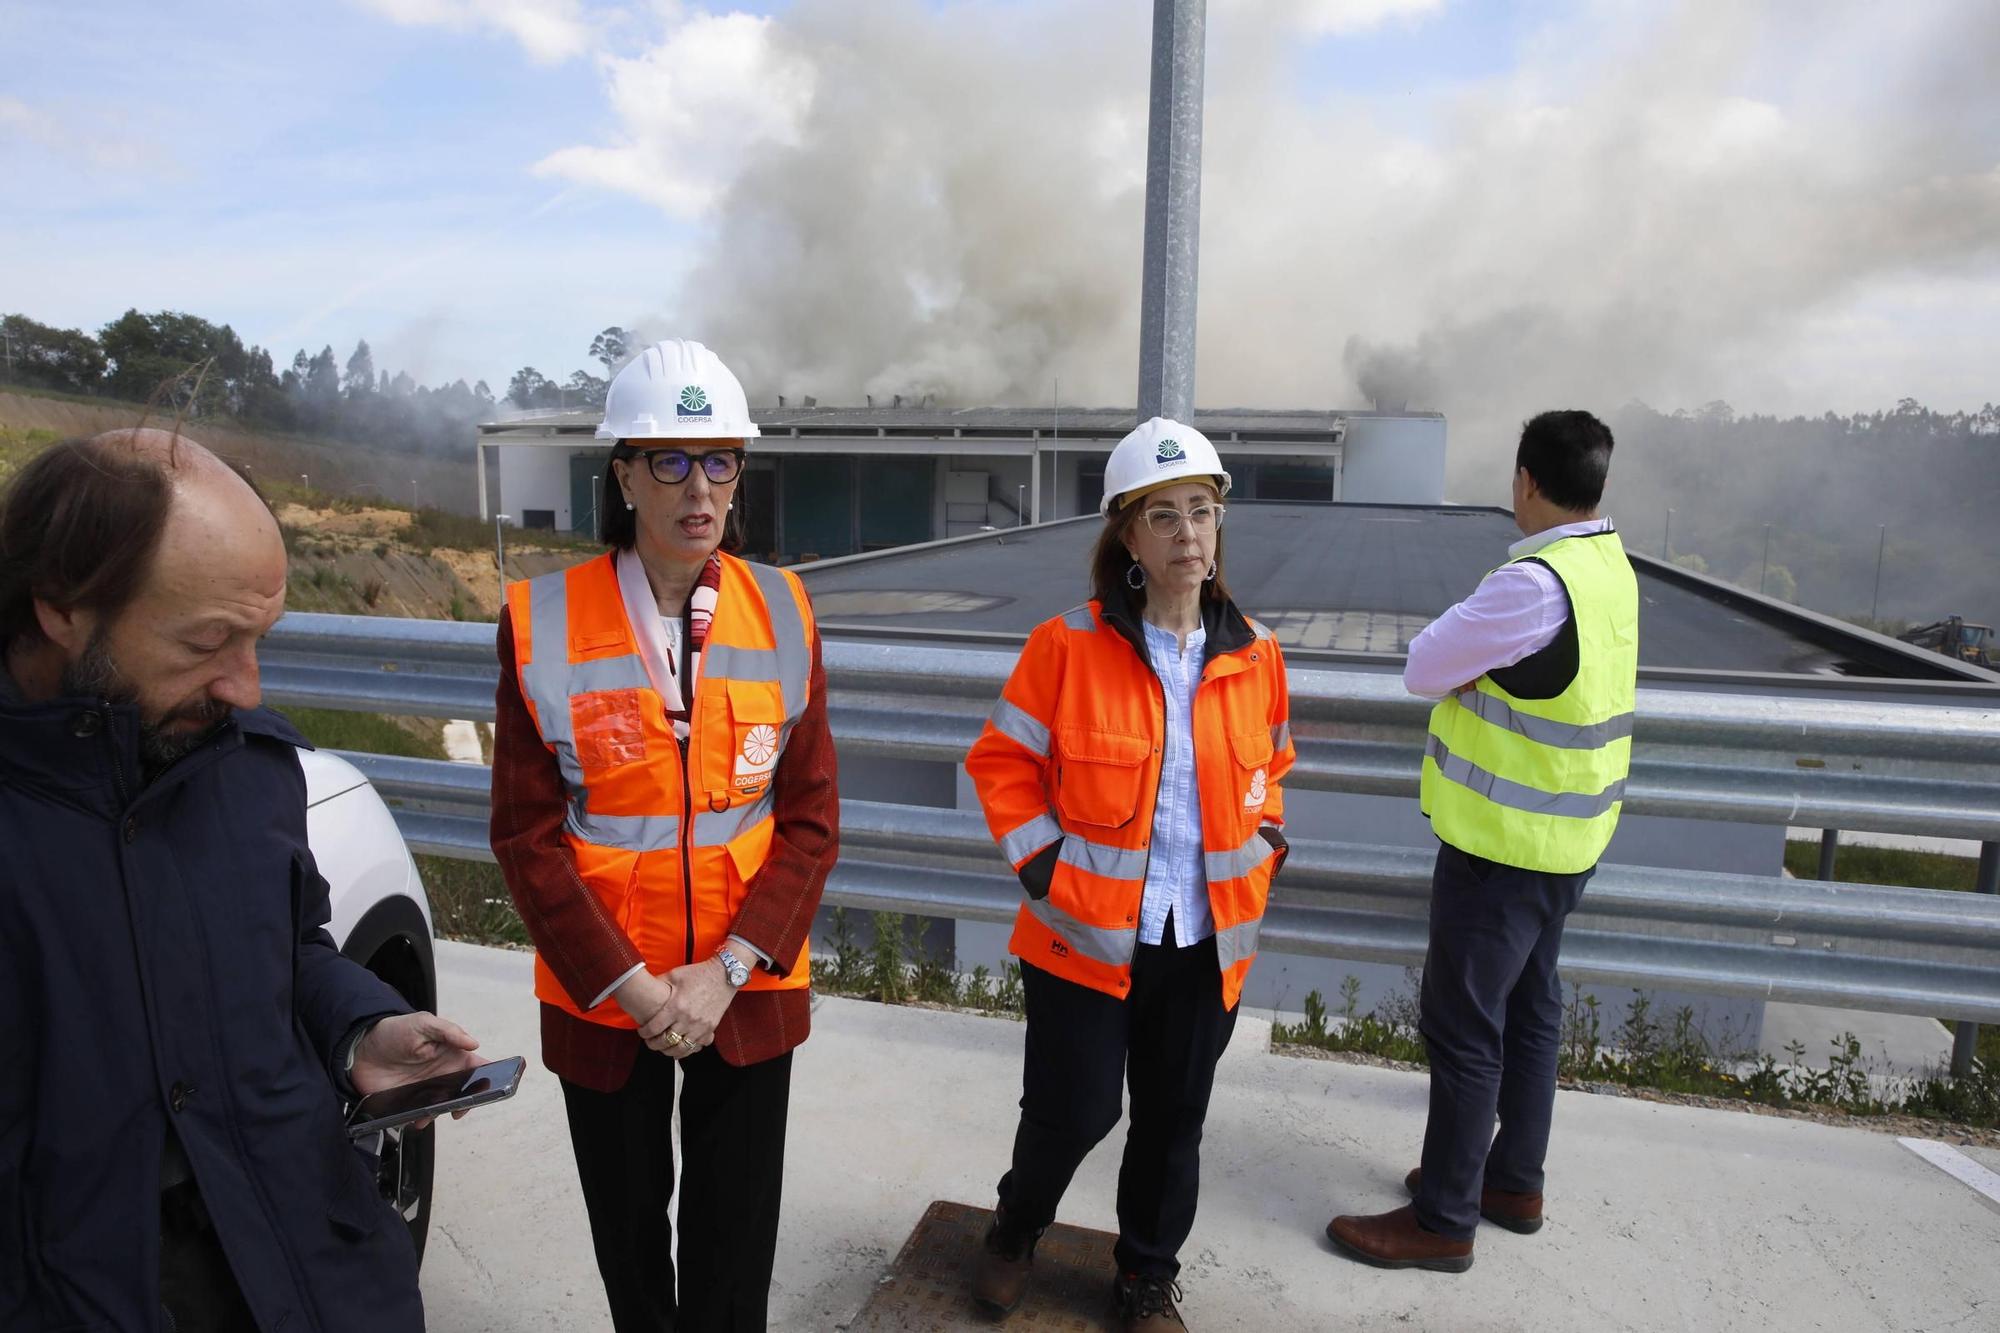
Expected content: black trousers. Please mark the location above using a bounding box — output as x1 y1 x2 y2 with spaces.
561 1045 793 1333
159 1180 258 1333
996 918 1237 1280
1415 841 1593 1240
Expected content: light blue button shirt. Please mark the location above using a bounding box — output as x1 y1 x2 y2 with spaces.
1139 620 1214 948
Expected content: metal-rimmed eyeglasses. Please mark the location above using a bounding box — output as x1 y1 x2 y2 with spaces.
1139 502 1225 538
631 447 745 485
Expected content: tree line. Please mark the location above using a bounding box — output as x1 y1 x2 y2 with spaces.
0 309 640 456
1606 396 2000 629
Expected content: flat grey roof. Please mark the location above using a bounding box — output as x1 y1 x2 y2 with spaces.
478 405 1435 442
792 502 1991 683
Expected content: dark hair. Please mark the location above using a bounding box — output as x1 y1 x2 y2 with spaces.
598 445 744 554
1088 491 1233 608
1516 410 1614 511
0 435 176 648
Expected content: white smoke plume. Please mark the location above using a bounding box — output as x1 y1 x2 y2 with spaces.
546 1 2000 485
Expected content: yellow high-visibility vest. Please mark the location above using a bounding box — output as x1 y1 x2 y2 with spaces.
1420 529 1639 874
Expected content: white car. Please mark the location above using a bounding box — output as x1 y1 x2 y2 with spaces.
303 748 440 1257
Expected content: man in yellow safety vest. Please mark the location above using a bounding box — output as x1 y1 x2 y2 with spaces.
1326 410 1638 1273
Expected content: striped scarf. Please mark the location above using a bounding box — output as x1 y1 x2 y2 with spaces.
661 554 724 741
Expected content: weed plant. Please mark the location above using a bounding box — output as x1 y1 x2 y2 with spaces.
810 907 1024 1014
1273 971 1996 1129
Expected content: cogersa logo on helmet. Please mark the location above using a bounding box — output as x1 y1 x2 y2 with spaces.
677 385 712 419
1155 438 1184 465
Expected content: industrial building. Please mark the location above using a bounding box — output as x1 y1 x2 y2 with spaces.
475 405 1445 558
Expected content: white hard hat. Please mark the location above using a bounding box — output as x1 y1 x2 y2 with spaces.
1099 416 1231 515
596 339 762 442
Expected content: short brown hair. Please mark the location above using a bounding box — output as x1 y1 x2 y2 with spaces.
1088 493 1232 608
0 436 177 647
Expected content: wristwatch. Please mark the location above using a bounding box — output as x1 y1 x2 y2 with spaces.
715 944 751 988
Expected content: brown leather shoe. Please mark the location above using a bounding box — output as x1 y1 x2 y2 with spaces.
1325 1204 1474 1273
971 1216 1037 1315
1111 1272 1187 1330
1403 1167 1545 1235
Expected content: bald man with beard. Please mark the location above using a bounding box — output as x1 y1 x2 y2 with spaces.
0 430 483 1331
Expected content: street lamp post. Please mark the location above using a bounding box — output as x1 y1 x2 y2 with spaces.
1870 524 1887 623
495 514 511 603
1017 484 1026 527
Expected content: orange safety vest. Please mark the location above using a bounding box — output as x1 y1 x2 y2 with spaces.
966 600 1295 1009
506 550 817 1027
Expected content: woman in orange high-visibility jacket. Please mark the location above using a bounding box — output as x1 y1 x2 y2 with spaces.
964 417 1294 1331
490 340 838 1333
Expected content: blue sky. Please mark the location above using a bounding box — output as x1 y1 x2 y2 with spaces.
4 1 1995 417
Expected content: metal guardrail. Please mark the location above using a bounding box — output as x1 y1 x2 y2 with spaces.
338 750 2000 1025
266 613 2000 1044
265 614 2000 840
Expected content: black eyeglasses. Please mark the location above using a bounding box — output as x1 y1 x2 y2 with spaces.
632 448 745 485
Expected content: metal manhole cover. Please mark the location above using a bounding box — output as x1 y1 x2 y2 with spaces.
847 1200 1119 1331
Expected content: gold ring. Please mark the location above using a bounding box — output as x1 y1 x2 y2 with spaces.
664 1030 687 1048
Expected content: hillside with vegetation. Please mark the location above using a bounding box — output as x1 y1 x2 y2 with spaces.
1606 399 2000 636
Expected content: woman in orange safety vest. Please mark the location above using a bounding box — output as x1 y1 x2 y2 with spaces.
489 340 838 1332
964 416 1295 1331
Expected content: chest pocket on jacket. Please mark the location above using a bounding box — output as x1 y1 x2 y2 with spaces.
1228 728 1275 822
573 689 648 770
1054 727 1150 829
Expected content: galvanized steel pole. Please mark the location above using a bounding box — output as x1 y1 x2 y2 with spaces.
1950 840 2000 1076
1135 0 1206 424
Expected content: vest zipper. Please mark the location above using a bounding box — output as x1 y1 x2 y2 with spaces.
678 733 696 966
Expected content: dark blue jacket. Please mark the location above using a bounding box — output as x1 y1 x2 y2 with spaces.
0 689 423 1331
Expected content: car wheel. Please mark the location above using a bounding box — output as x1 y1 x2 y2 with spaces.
340 896 438 1261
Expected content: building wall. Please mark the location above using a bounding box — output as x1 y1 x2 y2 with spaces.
486 416 1444 552
496 444 582 531
1341 416 1447 505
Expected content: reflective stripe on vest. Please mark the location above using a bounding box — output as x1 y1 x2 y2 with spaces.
989 698 1051 758
999 811 1062 865
1420 530 1639 875
1023 895 1137 967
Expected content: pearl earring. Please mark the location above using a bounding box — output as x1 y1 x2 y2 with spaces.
625 500 635 511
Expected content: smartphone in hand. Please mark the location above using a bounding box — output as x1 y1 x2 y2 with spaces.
345 1056 526 1138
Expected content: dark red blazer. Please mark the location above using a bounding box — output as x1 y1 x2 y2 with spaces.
490 602 839 1092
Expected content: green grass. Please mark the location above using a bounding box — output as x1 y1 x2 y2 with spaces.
282 706 447 760
0 426 63 476
1784 839 1981 891
414 856 531 949
1274 972 2000 1128
809 908 1024 1013
1784 841 1997 1069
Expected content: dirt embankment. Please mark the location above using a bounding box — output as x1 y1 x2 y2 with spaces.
0 390 474 512
279 503 589 621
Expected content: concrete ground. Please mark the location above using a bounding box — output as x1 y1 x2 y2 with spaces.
419 942 1998 1332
